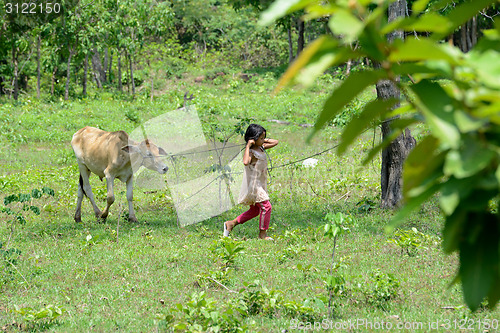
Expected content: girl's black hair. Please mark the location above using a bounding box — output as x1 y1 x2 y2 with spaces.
244 124 266 142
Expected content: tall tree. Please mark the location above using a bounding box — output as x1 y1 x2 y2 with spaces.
377 0 416 208
3 0 33 99
229 0 306 63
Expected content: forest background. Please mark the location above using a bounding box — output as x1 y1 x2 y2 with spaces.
1 0 497 101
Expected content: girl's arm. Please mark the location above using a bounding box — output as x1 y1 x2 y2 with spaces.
263 138 278 150
243 139 255 166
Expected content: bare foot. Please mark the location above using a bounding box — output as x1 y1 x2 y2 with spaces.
225 219 237 233
259 230 273 240
224 219 237 237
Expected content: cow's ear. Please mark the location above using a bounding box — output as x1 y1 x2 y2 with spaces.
158 147 168 156
122 145 140 154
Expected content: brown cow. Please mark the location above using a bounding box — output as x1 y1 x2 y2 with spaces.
71 126 168 223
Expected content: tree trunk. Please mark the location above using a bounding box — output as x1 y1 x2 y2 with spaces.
129 52 135 96
104 47 109 83
125 50 130 94
287 27 294 64
108 50 113 84
460 22 468 52
377 0 415 208
12 44 19 100
51 66 57 96
117 50 122 92
346 59 352 77
91 49 104 88
65 46 73 100
471 16 477 46
297 19 305 56
82 52 89 96
149 61 154 102
36 36 41 99
456 15 478 53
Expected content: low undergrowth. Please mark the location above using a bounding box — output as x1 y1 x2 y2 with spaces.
1 77 499 331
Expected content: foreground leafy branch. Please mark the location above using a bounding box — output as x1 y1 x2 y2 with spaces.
264 0 500 311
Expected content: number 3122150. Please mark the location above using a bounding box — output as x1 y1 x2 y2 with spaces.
5 2 61 14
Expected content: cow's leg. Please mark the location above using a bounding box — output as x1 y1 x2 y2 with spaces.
126 175 138 223
101 169 115 220
78 165 102 219
74 175 84 222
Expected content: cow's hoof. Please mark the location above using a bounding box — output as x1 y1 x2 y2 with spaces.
128 217 139 223
74 217 82 223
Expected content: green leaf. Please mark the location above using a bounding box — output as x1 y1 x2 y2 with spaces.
488 276 500 309
1 207 13 215
383 13 450 35
338 98 398 155
332 226 341 238
329 9 364 44
403 136 446 197
16 215 27 224
389 38 460 65
459 213 499 311
393 61 453 78
496 167 500 189
443 208 466 254
19 193 31 203
358 20 387 62
42 187 55 196
296 45 354 87
31 189 42 199
4 194 19 205
438 176 478 217
309 69 387 142
275 36 342 92
454 110 487 133
444 139 495 179
412 0 432 13
407 13 450 33
410 80 460 149
30 206 41 215
259 0 311 26
440 188 459 217
468 47 500 89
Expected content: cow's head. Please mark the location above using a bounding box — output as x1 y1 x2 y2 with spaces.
122 139 169 174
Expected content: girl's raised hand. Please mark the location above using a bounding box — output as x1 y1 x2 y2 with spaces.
247 139 255 146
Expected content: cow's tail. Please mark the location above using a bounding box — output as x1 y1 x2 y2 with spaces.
79 174 88 198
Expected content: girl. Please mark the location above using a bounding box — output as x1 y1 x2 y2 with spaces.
224 124 278 240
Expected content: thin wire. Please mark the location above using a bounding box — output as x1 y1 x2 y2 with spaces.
173 142 340 206
168 144 245 158
171 127 374 207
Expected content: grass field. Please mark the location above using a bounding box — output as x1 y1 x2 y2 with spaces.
1 73 499 332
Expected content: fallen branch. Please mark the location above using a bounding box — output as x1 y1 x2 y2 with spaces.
206 277 238 294
335 191 351 202
5 259 29 290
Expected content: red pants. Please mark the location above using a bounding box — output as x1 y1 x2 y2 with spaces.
237 200 272 230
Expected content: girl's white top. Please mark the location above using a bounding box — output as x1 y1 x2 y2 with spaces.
238 147 269 205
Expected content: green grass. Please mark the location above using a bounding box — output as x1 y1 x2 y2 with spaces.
1 73 499 332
